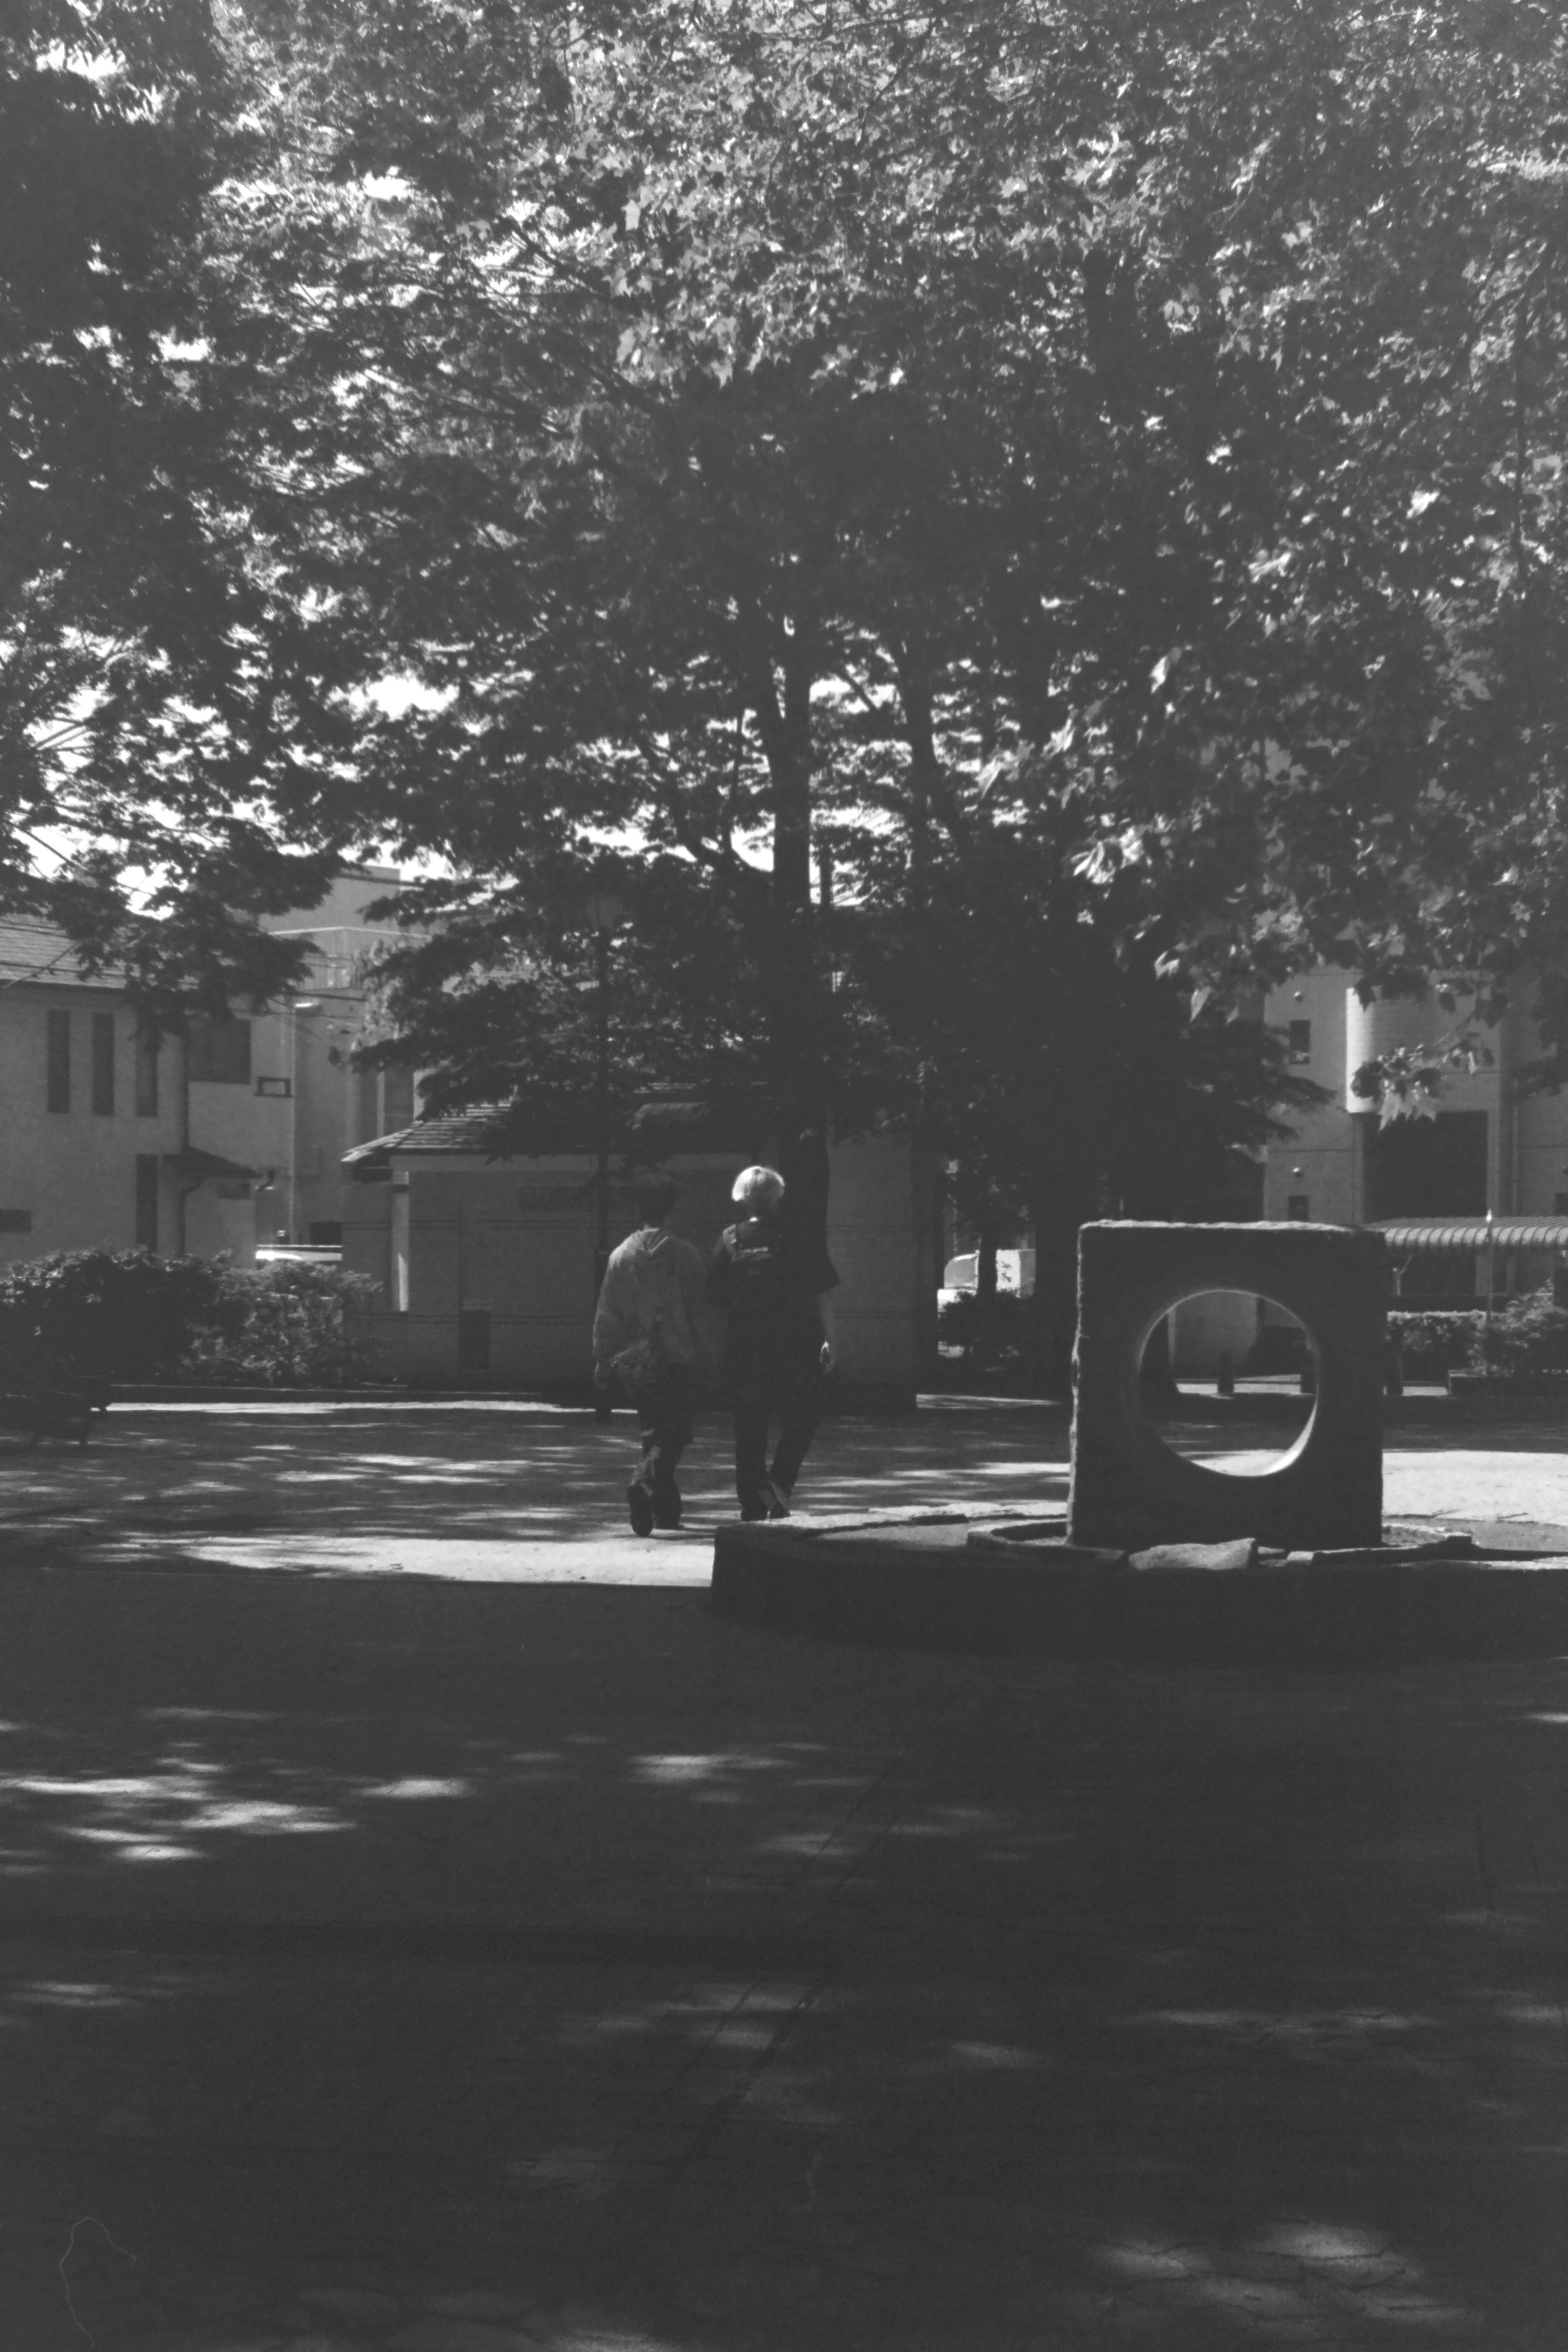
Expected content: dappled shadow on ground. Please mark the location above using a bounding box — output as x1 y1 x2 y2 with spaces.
0 1399 1072 1574
0 1566 1564 2344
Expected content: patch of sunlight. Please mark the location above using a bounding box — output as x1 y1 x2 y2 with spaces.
359 1777 474 1800
949 2041 1051 2071
1091 2221 1475 2333
1495 1997 1567 2026
118 1844 200 1862
185 1801 349 1834
65 1825 176 1844
5 1773 210 1800
143 1707 283 1724
1097 2240 1210 2280
1125 2008 1435 2038
1526 1712 1568 1725
973 1463 1067 1478
631 1753 786 1784
14 1982 134 2009
1261 2221 1392 2260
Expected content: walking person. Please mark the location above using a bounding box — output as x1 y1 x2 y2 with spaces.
708 1164 839 1521
592 1177 707 1535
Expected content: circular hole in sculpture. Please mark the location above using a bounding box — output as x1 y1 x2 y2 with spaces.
1138 1291 1314 1474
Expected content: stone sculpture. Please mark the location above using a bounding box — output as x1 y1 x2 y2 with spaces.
1068 1222 1387 1552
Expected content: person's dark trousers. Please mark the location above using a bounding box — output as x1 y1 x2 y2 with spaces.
633 1366 699 1526
732 1345 826 1514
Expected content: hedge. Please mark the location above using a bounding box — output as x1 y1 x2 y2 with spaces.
0 1250 382 1388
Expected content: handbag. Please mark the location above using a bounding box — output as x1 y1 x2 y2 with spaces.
609 1260 676 1401
610 1330 667 1399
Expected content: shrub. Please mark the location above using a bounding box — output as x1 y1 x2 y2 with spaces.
1388 1308 1484 1380
178 1261 382 1386
0 1249 222 1381
937 1289 1033 1380
1468 1286 1568 1376
0 1249 382 1388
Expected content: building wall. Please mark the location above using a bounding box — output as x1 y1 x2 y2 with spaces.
344 1132 940 1399
0 983 183 1268
1259 967 1568 1300
0 870 416 1270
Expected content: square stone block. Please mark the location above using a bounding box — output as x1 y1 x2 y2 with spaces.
1069 1222 1386 1552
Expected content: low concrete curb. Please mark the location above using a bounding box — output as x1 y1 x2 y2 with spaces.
710 1518 1568 1664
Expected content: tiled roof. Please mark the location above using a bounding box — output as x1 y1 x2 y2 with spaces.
343 1088 777 1172
343 1109 512 1165
0 918 102 991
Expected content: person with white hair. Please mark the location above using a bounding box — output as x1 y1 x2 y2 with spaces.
706 1163 839 1520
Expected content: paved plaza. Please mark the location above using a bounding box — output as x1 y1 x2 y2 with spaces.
0 1398 1566 2348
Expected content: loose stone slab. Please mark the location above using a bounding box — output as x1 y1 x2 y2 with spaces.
1069 1221 1387 1552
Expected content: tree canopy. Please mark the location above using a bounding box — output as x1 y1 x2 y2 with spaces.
5 0 1568 1261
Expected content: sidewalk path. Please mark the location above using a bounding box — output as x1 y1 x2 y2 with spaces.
0 1401 1564 2347
3 1395 1565 1580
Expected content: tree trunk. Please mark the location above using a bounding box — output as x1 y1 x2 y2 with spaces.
1025 1160 1099 1399
741 608 829 1122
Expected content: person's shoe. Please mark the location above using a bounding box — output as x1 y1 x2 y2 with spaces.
627 1479 655 1536
739 1498 769 1522
653 1510 682 1531
764 1479 792 1519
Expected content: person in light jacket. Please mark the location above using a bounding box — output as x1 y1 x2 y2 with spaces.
592 1176 707 1534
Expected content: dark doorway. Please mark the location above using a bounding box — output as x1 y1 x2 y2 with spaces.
1366 1111 1488 1220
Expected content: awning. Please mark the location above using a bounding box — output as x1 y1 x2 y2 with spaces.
1371 1218 1568 1255
162 1146 261 1184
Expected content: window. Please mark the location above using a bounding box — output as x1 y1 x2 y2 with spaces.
309 1221 343 1245
1556 1193 1568 1216
134 1155 159 1253
255 1075 292 1098
187 1015 252 1085
91 1012 115 1115
45 1010 70 1112
1287 1019 1312 1064
134 1021 159 1118
1287 1194 1310 1221
1366 1110 1488 1219
391 1183 410 1312
0 1210 31 1234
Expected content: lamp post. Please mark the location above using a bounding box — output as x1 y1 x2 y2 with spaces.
585 886 623 1422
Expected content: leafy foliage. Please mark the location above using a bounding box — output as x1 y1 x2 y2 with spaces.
0 1248 378 1386
1388 1307 1485 1379
179 1259 382 1386
10 1 1568 1289
0 1248 220 1380
1469 1285 1568 1375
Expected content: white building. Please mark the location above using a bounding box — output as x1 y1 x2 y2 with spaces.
0 869 415 1269
342 1111 941 1401
1260 967 1568 1302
